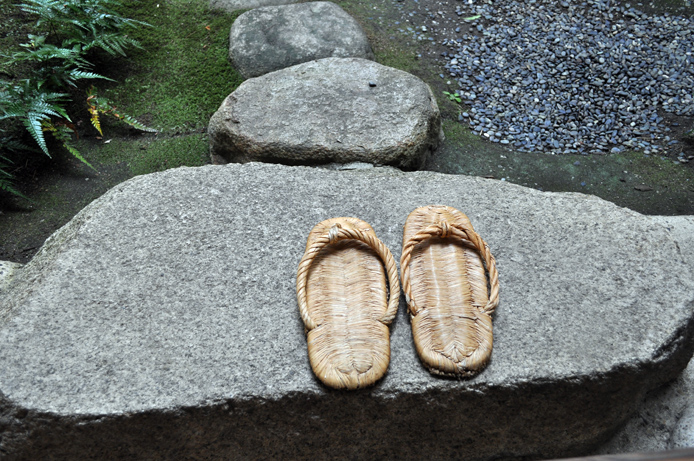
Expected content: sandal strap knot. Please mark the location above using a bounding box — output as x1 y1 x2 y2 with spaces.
297 223 400 332
439 220 451 238
328 223 342 244
401 219 499 317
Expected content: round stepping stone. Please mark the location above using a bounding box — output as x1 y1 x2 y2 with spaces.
208 58 443 169
229 2 374 79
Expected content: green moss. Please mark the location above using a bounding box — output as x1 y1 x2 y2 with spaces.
101 0 244 133
620 150 691 183
82 134 208 176
434 120 694 214
335 0 421 73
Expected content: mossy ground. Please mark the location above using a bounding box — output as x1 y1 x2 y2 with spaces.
432 121 694 214
76 133 210 176
97 1 245 133
0 0 693 262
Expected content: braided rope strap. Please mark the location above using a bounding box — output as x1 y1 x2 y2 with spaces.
401 220 499 317
296 223 401 332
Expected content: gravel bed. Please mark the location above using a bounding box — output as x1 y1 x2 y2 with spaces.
434 0 694 156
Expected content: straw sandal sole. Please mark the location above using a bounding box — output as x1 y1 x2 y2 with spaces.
401 206 499 377
296 217 400 390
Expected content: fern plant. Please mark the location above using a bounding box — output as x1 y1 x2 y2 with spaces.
0 0 153 198
18 0 149 56
0 78 70 157
5 34 112 89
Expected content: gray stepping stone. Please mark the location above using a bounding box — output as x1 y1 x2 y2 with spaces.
208 58 443 169
1 163 693 459
0 260 22 294
210 0 298 13
229 2 374 79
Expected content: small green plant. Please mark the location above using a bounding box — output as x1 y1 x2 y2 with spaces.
86 85 156 136
5 34 112 89
0 78 71 157
18 0 149 56
443 91 462 103
0 0 153 197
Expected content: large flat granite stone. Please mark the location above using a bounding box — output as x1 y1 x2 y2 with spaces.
1 163 693 459
0 260 22 293
229 2 374 79
593 216 694 454
208 58 443 169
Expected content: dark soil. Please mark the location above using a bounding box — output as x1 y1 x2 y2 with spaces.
1 0 693 264
0 149 133 263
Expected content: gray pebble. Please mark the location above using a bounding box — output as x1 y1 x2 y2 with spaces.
442 0 694 154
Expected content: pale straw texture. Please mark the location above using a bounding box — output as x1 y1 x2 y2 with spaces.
401 206 499 377
296 218 400 390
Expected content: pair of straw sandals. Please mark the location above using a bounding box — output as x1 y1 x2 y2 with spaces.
296 205 500 390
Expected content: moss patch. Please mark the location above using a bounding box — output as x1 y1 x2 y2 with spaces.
335 0 421 74
83 134 208 176
432 120 694 214
100 0 244 133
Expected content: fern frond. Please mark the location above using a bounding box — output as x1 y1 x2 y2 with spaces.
87 86 157 134
12 44 78 63
88 105 102 136
28 101 65 121
25 115 50 156
0 166 13 179
62 141 94 170
0 104 28 120
115 112 157 133
0 136 37 153
47 122 94 170
0 155 26 198
69 70 113 82
19 0 71 31
88 34 128 56
0 178 27 198
30 92 71 120
39 91 70 103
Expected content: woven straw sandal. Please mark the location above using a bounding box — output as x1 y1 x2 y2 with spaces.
400 205 499 377
296 217 400 390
